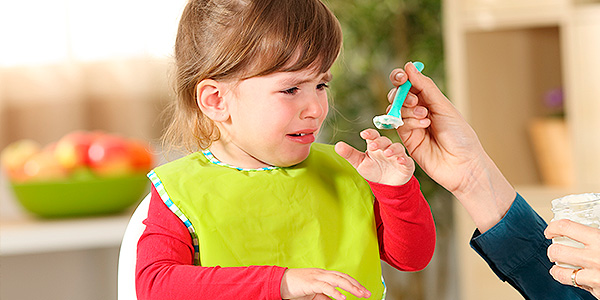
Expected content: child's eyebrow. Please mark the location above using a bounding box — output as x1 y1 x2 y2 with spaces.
278 72 333 86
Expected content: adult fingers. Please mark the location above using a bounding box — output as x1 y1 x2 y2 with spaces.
389 68 409 87
400 117 431 131
387 88 395 104
404 62 452 109
404 93 420 107
549 265 574 286
400 105 429 120
545 219 600 246
550 265 597 294
385 88 419 116
386 89 419 106
547 243 587 269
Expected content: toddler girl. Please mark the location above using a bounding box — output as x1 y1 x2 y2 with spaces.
136 0 436 299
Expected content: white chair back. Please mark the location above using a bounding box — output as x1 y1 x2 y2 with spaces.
117 193 151 300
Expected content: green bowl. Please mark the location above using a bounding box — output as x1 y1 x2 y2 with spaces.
11 174 149 218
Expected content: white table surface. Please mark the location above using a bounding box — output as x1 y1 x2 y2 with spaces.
0 171 134 256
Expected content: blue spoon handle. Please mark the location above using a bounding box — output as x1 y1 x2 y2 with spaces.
388 62 424 118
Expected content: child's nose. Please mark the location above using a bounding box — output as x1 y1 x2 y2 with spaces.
300 93 327 119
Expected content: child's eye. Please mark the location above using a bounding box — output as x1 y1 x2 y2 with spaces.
281 87 299 95
317 83 329 90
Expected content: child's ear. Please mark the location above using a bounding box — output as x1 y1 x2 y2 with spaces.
196 79 229 122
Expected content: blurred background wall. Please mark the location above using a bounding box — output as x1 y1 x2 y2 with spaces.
0 0 187 150
0 1 187 299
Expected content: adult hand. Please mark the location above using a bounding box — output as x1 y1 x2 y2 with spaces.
389 62 516 232
545 219 600 298
335 129 415 186
280 268 371 300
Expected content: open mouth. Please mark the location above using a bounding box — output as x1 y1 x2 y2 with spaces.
286 131 316 144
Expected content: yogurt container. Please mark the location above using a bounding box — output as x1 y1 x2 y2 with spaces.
551 193 600 269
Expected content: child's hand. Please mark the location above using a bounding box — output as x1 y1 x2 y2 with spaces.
280 268 371 300
335 129 415 186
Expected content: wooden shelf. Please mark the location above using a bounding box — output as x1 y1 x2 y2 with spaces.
445 1 600 299
461 0 567 31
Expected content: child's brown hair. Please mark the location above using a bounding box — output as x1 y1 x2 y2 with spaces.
163 0 343 152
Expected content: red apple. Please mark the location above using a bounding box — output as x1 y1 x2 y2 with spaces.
128 139 154 172
0 139 42 182
22 149 69 182
88 134 135 177
54 131 98 170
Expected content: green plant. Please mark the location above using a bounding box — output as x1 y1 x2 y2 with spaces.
324 0 447 200
323 3 454 297
323 0 445 147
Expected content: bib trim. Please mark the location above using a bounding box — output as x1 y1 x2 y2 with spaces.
148 170 201 265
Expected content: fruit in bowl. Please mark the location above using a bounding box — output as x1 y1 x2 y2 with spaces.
1 131 155 218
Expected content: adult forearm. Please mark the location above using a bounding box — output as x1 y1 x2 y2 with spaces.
452 152 516 233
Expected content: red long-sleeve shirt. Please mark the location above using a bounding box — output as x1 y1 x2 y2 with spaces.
136 175 435 299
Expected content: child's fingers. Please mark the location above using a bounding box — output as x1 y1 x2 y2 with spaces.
313 294 337 300
328 270 367 290
317 284 347 300
320 271 371 299
366 136 393 152
281 268 370 300
383 143 408 158
359 128 381 141
334 141 365 168
361 129 410 159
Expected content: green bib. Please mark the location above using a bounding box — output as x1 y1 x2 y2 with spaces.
149 143 385 299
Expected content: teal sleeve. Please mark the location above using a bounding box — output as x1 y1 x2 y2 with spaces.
469 193 594 300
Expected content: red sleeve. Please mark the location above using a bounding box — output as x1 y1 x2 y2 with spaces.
135 186 287 300
370 175 436 272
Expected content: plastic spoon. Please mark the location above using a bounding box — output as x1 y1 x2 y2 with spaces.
373 61 425 129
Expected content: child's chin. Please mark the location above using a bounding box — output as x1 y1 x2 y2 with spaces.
276 153 310 168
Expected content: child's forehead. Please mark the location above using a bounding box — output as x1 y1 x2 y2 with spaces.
262 68 332 85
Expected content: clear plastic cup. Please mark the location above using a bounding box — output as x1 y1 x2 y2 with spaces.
551 193 600 269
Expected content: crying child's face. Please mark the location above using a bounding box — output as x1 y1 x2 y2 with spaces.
210 68 331 168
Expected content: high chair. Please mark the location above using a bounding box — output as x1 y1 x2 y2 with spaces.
118 193 151 300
